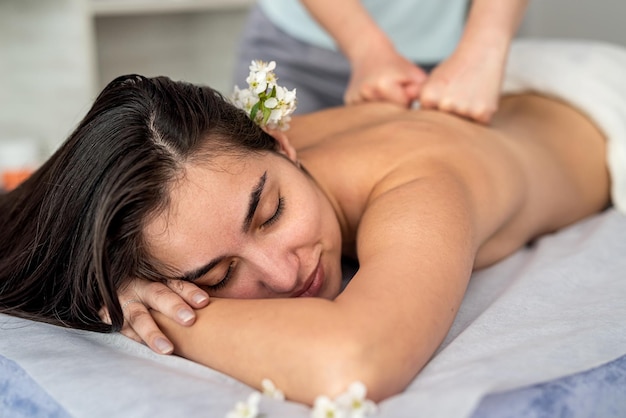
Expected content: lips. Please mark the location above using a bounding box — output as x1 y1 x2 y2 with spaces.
293 260 324 298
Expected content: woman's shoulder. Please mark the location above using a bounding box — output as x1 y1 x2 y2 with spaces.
299 105 515 189
299 109 511 232
305 108 503 163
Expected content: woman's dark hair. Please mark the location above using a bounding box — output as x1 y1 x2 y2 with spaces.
0 75 278 332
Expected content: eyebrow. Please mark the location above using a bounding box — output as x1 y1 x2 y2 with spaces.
178 256 226 282
242 171 267 233
178 171 267 282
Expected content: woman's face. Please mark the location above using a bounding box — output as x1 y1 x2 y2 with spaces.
144 151 344 300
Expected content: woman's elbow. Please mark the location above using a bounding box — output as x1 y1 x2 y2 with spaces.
294 332 414 404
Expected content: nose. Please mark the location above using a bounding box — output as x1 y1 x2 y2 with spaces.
249 244 300 295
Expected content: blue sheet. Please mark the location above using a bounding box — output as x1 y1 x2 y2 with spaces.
2 352 625 417
472 354 626 418
0 355 70 418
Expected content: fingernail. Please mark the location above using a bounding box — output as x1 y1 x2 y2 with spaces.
177 308 195 324
192 293 208 305
154 337 173 354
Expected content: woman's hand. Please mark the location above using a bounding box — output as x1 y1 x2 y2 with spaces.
100 278 209 354
419 41 508 124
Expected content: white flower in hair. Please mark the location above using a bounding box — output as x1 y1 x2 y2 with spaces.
246 70 269 95
232 85 260 114
249 60 276 74
231 60 297 131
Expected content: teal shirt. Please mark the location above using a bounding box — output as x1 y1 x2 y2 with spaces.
258 0 468 63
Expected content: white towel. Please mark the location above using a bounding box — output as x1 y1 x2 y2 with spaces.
502 39 626 213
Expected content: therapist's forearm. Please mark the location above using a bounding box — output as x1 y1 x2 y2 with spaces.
299 0 395 62
461 0 529 50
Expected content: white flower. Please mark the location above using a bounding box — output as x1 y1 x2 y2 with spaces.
275 86 297 114
249 60 276 74
263 85 297 130
261 378 285 401
265 71 277 90
246 60 277 93
225 379 377 418
275 85 297 106
334 382 378 418
263 97 278 109
246 70 269 95
231 85 260 113
225 391 262 418
311 395 346 418
266 109 284 126
230 60 297 131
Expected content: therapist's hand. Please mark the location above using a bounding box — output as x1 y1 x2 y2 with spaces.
100 278 209 354
344 47 427 108
419 40 508 124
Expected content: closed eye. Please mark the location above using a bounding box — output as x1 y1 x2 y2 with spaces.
207 260 236 291
261 196 284 229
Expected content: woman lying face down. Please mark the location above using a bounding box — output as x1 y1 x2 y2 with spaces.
0 73 611 404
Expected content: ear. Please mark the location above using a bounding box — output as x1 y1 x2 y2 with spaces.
267 129 297 162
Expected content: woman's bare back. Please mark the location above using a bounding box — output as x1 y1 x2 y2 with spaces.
292 94 610 267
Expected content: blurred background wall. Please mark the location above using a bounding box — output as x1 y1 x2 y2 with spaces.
1 0 625 170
